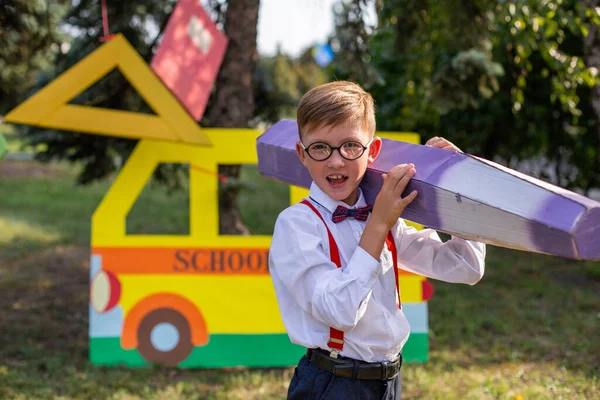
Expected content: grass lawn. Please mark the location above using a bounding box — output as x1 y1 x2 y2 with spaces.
0 160 598 399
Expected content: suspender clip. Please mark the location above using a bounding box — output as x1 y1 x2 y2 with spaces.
329 348 341 359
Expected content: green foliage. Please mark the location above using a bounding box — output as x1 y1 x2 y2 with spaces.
332 0 600 192
255 51 299 121
0 0 68 114
329 0 381 86
255 48 328 123
431 48 504 114
273 50 299 113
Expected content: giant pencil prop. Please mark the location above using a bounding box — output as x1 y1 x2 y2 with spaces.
257 120 600 261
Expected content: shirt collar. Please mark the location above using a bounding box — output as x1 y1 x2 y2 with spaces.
308 182 367 214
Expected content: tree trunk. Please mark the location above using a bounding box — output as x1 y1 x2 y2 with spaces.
205 0 260 235
582 0 600 166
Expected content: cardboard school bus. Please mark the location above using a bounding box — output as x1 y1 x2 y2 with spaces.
4 35 433 368
88 132 307 367
87 131 433 367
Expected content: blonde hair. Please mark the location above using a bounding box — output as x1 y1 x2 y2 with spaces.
297 81 376 139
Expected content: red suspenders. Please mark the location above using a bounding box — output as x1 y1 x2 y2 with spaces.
301 199 401 358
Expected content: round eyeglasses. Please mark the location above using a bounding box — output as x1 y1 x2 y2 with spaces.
300 138 374 161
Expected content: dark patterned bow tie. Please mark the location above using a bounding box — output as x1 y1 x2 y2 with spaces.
331 205 373 223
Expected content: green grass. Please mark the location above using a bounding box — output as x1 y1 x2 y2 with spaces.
126 169 191 236
238 165 290 235
0 160 599 399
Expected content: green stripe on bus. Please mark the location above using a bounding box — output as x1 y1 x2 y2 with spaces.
89 333 428 367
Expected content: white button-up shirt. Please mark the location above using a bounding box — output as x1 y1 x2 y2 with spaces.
269 182 486 363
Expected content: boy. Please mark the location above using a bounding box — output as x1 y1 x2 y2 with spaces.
269 81 485 400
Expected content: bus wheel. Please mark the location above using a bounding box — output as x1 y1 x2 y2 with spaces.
137 308 194 366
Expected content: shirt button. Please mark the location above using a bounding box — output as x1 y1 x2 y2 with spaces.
355 231 362 238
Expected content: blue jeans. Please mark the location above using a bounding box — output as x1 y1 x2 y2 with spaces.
287 355 402 400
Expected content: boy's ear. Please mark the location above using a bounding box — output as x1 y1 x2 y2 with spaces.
367 136 383 164
296 141 307 165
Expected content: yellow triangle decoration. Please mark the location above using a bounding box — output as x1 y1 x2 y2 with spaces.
4 34 211 146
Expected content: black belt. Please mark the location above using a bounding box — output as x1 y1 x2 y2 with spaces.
306 348 402 380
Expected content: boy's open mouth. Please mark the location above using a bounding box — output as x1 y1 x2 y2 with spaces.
326 174 348 186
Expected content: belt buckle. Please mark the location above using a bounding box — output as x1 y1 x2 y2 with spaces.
381 359 398 380
381 361 389 380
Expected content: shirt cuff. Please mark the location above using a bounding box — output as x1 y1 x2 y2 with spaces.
345 246 382 287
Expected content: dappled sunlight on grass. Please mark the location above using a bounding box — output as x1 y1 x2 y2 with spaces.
427 246 600 373
0 216 61 259
0 362 293 400
137 369 294 400
0 216 60 245
402 360 598 399
0 163 109 249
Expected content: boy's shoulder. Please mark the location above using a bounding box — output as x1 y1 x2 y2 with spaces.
274 201 330 233
277 201 317 221
272 202 333 249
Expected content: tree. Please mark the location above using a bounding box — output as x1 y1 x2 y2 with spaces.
442 0 600 191
201 0 260 235
329 0 380 86
331 0 600 192
0 0 68 114
581 0 600 173
295 47 330 97
254 47 328 123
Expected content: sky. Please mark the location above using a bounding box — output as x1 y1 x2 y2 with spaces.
257 0 337 57
256 0 376 57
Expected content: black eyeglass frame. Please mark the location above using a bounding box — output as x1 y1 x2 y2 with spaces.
300 137 375 161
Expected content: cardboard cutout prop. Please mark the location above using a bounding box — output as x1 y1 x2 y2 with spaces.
4 34 210 146
151 0 228 121
257 120 600 261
